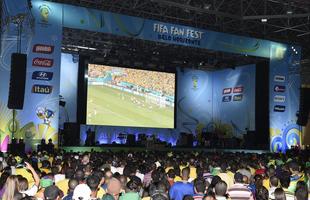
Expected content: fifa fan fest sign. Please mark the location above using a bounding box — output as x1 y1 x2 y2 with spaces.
0 0 302 152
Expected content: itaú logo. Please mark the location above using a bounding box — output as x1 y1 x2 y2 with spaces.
33 44 54 54
32 85 53 94
32 58 53 67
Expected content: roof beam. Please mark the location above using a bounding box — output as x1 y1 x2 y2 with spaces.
243 13 310 20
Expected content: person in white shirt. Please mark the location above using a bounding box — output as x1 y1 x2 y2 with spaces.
269 176 279 200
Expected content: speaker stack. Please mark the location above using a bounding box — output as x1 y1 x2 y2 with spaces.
7 53 27 110
297 87 310 126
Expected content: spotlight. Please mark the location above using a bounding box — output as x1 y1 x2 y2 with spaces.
261 18 267 23
287 10 293 15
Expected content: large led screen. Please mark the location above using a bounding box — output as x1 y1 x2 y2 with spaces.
87 64 175 128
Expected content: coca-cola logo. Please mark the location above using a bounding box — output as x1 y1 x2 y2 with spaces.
32 58 54 67
33 44 54 54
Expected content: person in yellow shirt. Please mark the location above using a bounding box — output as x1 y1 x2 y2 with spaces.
40 160 51 175
263 166 276 190
18 162 40 196
173 167 182 182
218 163 234 189
189 159 197 180
93 170 106 198
56 167 75 196
62 178 78 200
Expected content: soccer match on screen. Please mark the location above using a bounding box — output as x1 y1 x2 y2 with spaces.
86 64 175 128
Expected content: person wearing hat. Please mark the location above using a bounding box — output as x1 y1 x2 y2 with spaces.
227 172 254 200
72 184 92 200
44 185 61 200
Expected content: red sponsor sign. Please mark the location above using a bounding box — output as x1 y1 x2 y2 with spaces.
233 86 243 93
32 57 54 67
223 88 232 94
33 44 54 54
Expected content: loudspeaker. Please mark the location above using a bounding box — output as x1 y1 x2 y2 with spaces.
186 134 193 147
63 123 80 146
297 87 310 126
126 134 136 145
7 53 27 110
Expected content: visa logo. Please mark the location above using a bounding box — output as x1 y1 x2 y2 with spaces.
233 94 243 101
274 95 286 103
274 85 285 92
32 71 53 81
222 96 232 102
32 85 53 94
274 75 286 82
274 105 285 112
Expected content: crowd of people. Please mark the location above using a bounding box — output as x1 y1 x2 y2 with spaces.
0 149 309 200
88 65 175 96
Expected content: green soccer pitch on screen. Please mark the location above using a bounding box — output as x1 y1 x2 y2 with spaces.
86 64 175 128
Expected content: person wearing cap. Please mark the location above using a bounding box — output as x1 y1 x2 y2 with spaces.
72 183 92 200
44 185 62 200
227 172 254 200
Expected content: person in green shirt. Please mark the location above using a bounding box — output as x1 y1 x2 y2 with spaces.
120 176 141 200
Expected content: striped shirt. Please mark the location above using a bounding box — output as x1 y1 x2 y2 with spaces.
228 183 254 200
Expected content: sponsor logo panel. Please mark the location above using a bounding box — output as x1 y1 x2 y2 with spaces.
223 88 232 94
222 95 232 102
274 95 286 103
32 85 53 94
274 75 286 82
274 105 286 112
32 71 53 81
233 86 243 93
33 44 54 54
233 94 243 101
32 58 54 67
274 85 285 92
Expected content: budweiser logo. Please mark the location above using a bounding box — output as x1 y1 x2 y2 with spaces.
32 58 53 67
33 44 54 54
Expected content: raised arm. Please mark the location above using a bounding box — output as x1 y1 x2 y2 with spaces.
25 162 40 187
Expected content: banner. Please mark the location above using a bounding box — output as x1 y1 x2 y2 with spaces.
59 53 79 129
212 65 256 139
269 45 302 152
62 4 273 58
176 65 256 140
0 0 62 152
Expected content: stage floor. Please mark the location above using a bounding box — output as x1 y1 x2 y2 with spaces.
60 146 269 154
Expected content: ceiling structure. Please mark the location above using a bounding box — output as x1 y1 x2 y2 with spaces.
48 0 310 75
1 0 310 75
